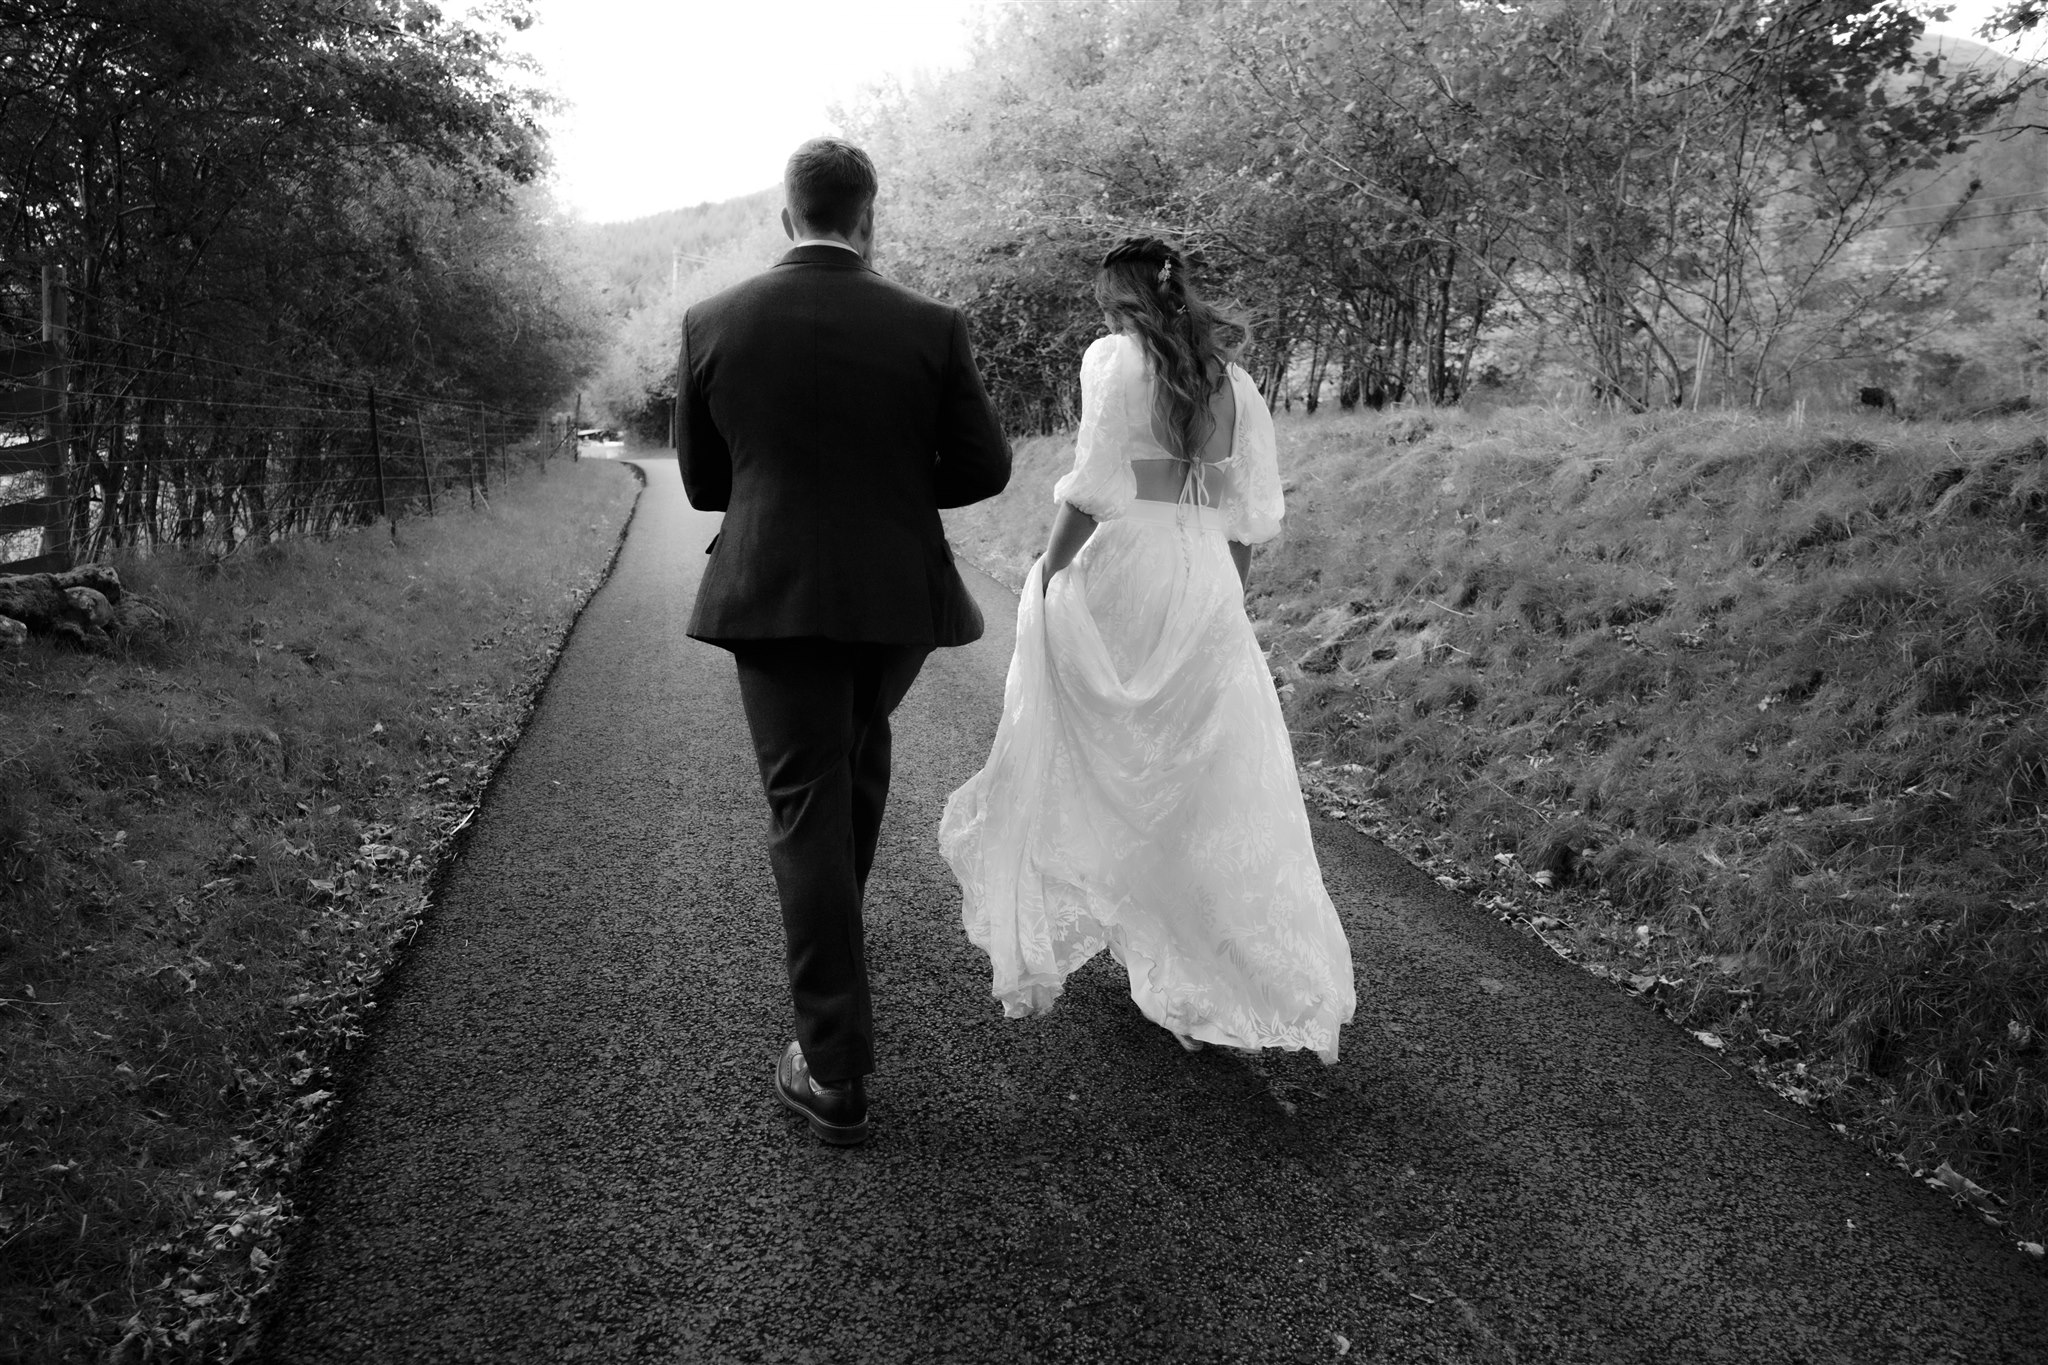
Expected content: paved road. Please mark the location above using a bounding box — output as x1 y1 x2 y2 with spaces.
266 458 2048 1364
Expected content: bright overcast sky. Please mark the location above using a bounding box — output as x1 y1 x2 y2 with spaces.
505 0 2034 226
507 0 983 223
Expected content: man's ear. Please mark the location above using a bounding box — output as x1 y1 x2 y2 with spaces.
858 203 875 241
780 207 796 241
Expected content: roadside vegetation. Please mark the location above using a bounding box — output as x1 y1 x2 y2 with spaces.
0 457 640 1363
949 400 2048 1245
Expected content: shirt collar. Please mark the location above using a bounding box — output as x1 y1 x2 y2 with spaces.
792 238 863 256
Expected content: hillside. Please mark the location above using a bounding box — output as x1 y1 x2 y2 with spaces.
574 186 780 316
1833 33 2048 405
945 401 2048 1238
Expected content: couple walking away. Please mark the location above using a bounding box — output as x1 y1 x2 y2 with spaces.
675 138 1356 1146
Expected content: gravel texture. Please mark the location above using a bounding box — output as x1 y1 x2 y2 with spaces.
265 458 2048 1363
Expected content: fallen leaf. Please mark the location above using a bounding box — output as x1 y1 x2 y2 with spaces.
1928 1161 2002 1212
1693 1031 1726 1050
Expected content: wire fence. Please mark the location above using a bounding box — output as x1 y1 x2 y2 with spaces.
0 267 577 576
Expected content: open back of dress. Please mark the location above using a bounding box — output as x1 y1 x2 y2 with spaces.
1130 361 1239 508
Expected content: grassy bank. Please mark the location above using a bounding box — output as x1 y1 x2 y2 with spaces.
950 402 2048 1244
0 456 641 1362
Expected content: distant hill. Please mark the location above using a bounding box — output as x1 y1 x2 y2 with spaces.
1835 34 2048 405
1876 35 2048 262
574 187 781 316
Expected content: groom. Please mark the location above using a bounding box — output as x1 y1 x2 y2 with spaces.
674 138 1011 1145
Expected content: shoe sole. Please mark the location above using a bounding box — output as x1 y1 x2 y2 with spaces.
779 1089 870 1146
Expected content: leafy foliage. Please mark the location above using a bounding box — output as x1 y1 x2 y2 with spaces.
840 0 2041 416
0 0 598 407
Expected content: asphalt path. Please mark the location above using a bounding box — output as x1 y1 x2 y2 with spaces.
266 457 2048 1364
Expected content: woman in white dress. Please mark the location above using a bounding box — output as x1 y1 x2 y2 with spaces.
940 237 1356 1062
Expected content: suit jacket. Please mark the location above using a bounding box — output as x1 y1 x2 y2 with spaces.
674 244 1012 648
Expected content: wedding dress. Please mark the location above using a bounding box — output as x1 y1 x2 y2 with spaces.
939 333 1356 1061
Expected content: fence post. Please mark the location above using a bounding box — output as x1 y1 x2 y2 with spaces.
368 383 393 540
572 392 582 463
475 407 488 501
415 410 434 518
40 263 74 568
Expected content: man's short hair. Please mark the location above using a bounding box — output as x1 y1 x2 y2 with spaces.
785 138 878 237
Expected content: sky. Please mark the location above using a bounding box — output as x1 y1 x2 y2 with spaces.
503 0 2036 226
505 0 984 223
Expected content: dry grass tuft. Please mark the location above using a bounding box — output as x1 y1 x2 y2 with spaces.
0 455 640 1363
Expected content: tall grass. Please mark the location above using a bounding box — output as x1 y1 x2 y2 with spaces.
0 457 640 1362
952 400 2048 1235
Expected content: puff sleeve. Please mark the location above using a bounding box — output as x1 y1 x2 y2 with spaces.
1050 335 1135 521
1226 366 1284 544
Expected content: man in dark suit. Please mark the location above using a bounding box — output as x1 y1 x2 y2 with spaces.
674 138 1010 1146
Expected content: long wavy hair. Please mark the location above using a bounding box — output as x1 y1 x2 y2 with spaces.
1095 236 1247 460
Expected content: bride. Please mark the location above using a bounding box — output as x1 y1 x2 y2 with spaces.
939 236 1356 1062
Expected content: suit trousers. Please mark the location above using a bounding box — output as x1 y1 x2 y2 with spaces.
731 638 930 1083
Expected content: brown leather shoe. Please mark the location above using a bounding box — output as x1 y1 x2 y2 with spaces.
775 1041 870 1146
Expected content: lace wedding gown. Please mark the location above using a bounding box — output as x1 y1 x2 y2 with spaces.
939 334 1356 1061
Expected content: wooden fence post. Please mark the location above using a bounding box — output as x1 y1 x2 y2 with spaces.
572 392 582 463
415 410 434 518
368 383 393 540
42 266 74 564
40 264 73 567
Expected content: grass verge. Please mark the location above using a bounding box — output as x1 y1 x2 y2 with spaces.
951 401 2048 1251
0 455 642 1362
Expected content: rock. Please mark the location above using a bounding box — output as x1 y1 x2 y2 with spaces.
111 596 170 644
0 575 75 633
66 586 113 627
1385 414 1434 446
53 564 123 604
0 566 126 651
0 615 25 649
